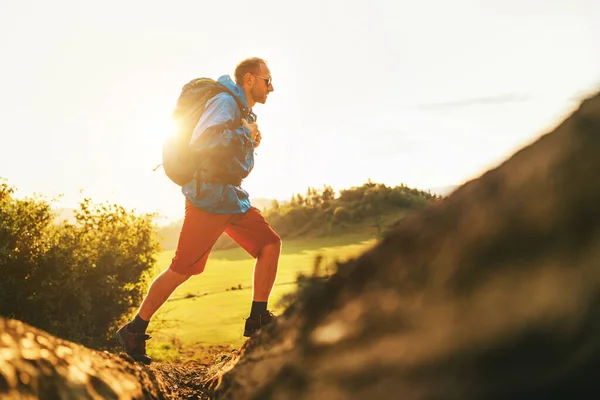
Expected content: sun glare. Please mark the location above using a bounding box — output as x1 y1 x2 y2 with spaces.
128 101 177 167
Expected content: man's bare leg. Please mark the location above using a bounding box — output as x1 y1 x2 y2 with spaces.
138 268 191 320
116 268 190 364
252 240 282 302
124 268 190 333
243 240 282 336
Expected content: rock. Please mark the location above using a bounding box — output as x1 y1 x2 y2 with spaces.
0 319 168 399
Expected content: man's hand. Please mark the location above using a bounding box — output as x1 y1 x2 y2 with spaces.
253 130 262 148
242 118 261 148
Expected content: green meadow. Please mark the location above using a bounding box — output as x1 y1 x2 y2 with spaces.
145 233 378 361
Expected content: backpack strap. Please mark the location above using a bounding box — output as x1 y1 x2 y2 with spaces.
216 84 255 122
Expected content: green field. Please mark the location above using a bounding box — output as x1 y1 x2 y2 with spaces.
145 233 378 361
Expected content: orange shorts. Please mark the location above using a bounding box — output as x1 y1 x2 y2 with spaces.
169 200 281 276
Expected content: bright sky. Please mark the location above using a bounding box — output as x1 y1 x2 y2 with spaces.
1 0 598 222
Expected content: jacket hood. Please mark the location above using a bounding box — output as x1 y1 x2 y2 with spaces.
217 75 250 111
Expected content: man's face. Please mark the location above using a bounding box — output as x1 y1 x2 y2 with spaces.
250 64 274 105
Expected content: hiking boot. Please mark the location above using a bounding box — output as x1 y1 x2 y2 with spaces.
116 325 152 365
243 310 276 337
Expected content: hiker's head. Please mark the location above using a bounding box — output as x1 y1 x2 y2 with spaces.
235 57 274 106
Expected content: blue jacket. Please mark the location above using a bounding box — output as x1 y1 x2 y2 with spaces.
181 75 257 214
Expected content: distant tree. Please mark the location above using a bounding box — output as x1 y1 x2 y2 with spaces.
322 185 335 202
306 187 322 207
271 199 280 210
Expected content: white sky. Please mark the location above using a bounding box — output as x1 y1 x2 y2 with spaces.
1 0 599 222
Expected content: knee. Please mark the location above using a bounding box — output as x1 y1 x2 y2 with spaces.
269 238 282 251
259 239 282 256
168 255 208 278
165 266 194 284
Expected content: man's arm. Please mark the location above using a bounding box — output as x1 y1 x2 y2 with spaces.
189 93 250 152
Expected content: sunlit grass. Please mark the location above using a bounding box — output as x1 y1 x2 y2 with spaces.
146 233 377 361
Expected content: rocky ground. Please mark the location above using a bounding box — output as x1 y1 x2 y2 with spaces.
0 316 245 399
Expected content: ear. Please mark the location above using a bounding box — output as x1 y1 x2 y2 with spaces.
245 72 254 86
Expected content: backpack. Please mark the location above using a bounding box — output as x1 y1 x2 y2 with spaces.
161 78 249 186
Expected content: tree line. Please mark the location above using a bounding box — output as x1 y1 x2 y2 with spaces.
159 180 441 250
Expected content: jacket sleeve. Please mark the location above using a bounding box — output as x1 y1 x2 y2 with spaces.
188 93 250 152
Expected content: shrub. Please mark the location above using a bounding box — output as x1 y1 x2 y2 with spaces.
332 206 352 225
0 180 159 348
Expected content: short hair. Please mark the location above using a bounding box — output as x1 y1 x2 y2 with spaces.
234 57 267 85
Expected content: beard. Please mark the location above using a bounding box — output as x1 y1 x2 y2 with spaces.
251 87 267 104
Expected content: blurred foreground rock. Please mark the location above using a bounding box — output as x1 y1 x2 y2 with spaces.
1 91 599 400
0 319 168 399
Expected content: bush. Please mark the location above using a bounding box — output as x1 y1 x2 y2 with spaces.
332 206 352 225
0 180 159 348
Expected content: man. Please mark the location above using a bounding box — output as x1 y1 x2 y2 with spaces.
116 57 280 365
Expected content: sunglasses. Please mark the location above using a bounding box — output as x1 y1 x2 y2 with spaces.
253 74 272 87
